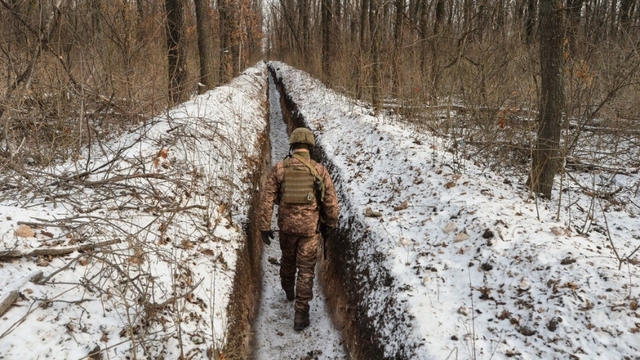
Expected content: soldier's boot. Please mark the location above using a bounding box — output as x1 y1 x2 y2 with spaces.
284 288 294 302
293 311 310 331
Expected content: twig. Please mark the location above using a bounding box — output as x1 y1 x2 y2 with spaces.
468 268 477 360
597 196 622 269
81 173 167 186
0 238 121 259
36 254 83 284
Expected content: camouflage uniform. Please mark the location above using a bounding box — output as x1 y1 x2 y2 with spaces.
259 151 339 315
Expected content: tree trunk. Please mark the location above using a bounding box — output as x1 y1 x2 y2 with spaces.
355 0 369 100
567 0 583 57
392 0 404 99
429 0 444 103
298 0 309 63
620 0 634 33
609 0 618 38
165 0 187 105
194 0 215 93
91 0 103 38
370 0 382 112
218 0 236 83
321 0 332 82
418 0 428 96
136 0 145 21
529 0 564 198
525 0 536 44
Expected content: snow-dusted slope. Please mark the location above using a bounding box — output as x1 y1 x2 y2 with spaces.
270 61 640 359
0 63 269 359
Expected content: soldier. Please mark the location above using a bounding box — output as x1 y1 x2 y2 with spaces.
259 127 339 331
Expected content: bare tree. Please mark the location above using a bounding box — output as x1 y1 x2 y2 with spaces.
392 0 404 99
525 0 537 44
567 0 584 56
165 0 188 105
321 0 332 81
194 0 215 93
218 0 237 83
529 0 564 198
370 0 382 112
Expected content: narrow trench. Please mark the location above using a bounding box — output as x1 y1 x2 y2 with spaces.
251 74 347 359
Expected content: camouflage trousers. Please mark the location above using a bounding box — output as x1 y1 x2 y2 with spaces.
279 232 319 314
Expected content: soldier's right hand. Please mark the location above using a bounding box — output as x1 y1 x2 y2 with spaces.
261 230 274 245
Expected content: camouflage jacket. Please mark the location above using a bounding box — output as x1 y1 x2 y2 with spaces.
259 152 339 236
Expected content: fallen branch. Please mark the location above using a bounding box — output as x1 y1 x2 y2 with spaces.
82 173 167 187
0 291 18 317
564 171 624 200
565 156 634 176
0 270 43 317
0 239 121 259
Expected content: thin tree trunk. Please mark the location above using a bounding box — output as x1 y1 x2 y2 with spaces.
298 0 309 63
165 0 187 105
419 0 429 96
609 0 618 38
525 0 536 44
429 0 444 103
321 0 332 82
530 0 564 198
567 0 583 57
355 0 368 99
620 0 634 33
194 0 215 93
218 0 236 83
370 0 382 112
136 0 145 21
392 0 404 99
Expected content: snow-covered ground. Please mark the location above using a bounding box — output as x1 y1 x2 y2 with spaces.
270 61 640 359
252 75 346 359
0 63 269 359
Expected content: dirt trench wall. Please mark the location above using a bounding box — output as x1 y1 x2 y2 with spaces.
268 65 412 359
223 78 271 358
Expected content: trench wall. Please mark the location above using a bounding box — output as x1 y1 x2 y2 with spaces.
223 74 271 358
268 65 412 359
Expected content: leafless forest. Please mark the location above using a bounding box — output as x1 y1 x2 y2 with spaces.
1 0 639 196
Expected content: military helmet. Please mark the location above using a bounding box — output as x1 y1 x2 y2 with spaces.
289 127 315 146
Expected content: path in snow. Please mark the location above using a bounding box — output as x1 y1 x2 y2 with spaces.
252 75 346 359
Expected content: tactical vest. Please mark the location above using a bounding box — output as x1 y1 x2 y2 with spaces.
281 158 318 205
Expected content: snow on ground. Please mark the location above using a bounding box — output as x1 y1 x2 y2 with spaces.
0 63 268 359
270 61 640 359
252 75 346 359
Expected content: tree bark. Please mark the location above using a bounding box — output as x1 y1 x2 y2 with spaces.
355 0 369 100
525 0 537 44
321 0 332 82
218 0 237 83
298 0 309 63
567 0 583 56
620 0 634 33
392 0 404 99
529 0 564 198
165 0 187 105
370 0 382 112
194 0 215 93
